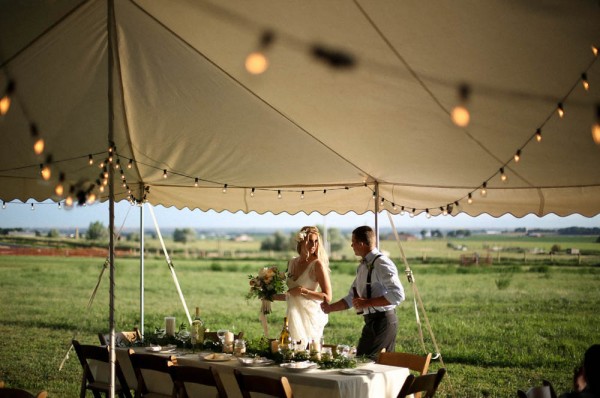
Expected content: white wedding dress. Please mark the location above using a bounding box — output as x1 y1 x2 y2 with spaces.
286 258 328 346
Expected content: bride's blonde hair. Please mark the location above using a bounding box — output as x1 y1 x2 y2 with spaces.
296 226 329 268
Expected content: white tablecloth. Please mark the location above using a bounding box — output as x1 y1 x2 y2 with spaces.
108 349 409 398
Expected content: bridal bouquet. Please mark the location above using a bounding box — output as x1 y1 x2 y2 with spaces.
246 266 286 336
246 266 286 307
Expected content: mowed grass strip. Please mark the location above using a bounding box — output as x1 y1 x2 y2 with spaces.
0 255 599 397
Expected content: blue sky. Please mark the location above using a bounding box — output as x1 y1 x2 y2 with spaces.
1 199 599 231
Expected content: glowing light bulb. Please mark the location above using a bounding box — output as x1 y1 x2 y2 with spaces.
99 185 105 193
582 73 590 91
41 164 51 181
451 105 470 127
128 159 133 169
33 138 45 155
500 168 507 183
194 178 199 187
480 187 487 197
593 45 599 57
426 210 431 219
87 193 97 204
31 203 35 211
245 52 269 75
0 95 11 115
222 184 228 193
88 154 94 165
535 129 542 142
2 201 5 209
277 190 282 199
593 123 600 145
557 103 565 118
55 183 64 196
467 193 473 204
163 169 167 179
514 150 521 163
300 190 305 199
400 206 405 216
58 202 62 209
65 196 73 207
250 188 255 197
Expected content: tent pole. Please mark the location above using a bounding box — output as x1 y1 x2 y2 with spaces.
374 182 380 248
107 0 116 397
139 203 144 338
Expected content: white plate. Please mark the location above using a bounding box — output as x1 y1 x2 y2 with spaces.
237 357 275 367
202 353 233 362
339 369 374 375
279 362 318 372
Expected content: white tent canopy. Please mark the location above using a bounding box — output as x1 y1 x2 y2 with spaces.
2 0 600 218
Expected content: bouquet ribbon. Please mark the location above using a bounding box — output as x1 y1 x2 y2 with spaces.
259 299 271 336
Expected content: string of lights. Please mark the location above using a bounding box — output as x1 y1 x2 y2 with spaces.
1 33 599 217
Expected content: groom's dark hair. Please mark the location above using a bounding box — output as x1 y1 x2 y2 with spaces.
352 226 375 248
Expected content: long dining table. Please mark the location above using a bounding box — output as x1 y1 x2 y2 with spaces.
110 347 410 398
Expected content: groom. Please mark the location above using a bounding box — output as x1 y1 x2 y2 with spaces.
321 226 405 358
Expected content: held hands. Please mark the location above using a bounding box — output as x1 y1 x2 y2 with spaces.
320 301 331 314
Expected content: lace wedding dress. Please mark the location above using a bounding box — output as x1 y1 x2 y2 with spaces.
286 258 328 346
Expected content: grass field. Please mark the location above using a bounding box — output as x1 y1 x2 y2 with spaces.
0 254 599 397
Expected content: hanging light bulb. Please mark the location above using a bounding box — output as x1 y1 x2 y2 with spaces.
535 128 542 142
250 187 255 197
99 185 105 193
593 45 599 57
31 203 35 211
593 105 600 145
2 201 6 209
400 206 405 216
245 31 273 75
514 149 521 163
115 159 121 169
58 202 62 209
500 168 507 183
426 209 431 219
40 162 51 181
392 202 397 211
300 190 305 199
54 172 65 196
30 124 44 155
87 192 97 205
467 193 473 204
451 84 471 127
410 208 416 218
441 206 447 216
103 167 108 179
128 159 133 169
582 73 590 91
0 81 15 116
277 190 282 199
88 154 94 165
323 189 327 195
194 178 199 187
163 169 168 179
222 184 228 193
480 182 487 197
557 102 565 118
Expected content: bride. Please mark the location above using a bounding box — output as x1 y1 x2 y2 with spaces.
274 226 332 346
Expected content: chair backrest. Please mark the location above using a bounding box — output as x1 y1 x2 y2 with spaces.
203 331 244 342
233 369 293 398
72 339 132 398
169 365 228 398
0 388 47 398
517 384 555 398
99 329 142 346
128 351 175 398
397 368 446 398
377 351 433 375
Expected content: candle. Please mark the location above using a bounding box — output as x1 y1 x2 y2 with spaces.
271 340 279 353
165 316 176 337
224 331 234 344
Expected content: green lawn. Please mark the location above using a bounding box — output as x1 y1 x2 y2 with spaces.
0 255 599 397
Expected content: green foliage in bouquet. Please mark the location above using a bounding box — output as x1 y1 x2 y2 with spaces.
246 266 287 302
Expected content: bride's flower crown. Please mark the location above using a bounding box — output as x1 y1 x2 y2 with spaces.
295 231 307 242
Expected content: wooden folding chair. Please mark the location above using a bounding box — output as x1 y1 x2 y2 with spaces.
377 351 432 375
72 339 132 398
128 352 175 398
233 369 293 398
397 368 446 398
169 365 228 398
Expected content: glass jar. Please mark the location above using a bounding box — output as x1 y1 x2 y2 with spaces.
234 339 246 356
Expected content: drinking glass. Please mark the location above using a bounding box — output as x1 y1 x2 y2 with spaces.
217 329 228 345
